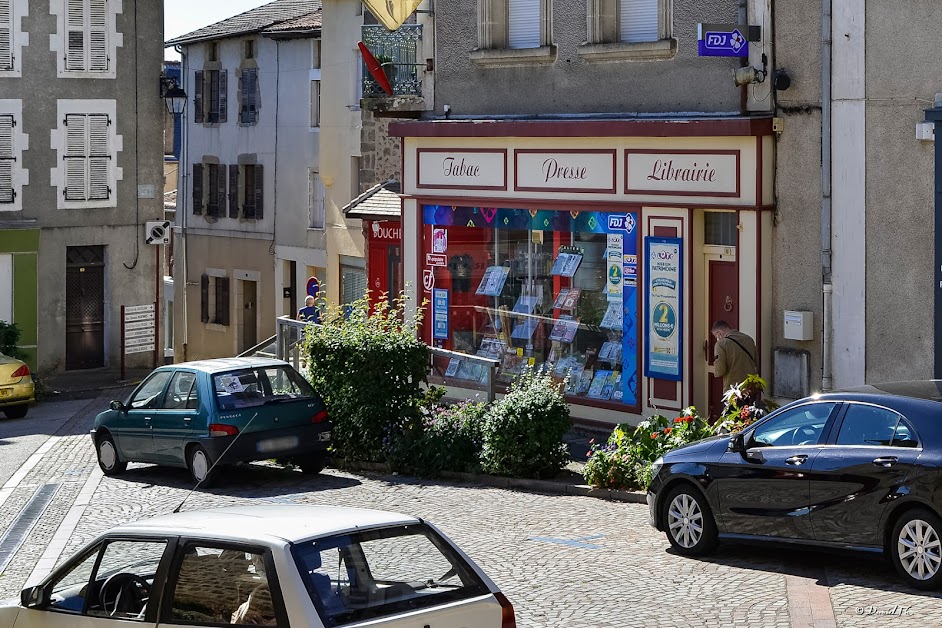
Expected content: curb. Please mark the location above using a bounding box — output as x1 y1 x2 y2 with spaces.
331 460 647 504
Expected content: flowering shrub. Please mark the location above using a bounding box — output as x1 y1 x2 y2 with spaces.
713 375 778 434
583 407 714 490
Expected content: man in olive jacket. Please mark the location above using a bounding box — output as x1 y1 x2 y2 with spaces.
711 320 758 390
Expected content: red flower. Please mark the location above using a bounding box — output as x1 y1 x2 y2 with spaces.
587 451 592 457
740 407 752 419
663 427 672 435
686 417 694 424
650 432 658 439
673 417 684 424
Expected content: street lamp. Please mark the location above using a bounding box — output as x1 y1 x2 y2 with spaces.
159 75 187 115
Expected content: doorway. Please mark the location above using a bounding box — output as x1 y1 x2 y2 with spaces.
241 280 257 352
65 245 105 370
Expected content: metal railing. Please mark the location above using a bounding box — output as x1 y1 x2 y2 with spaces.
428 346 500 403
275 315 316 371
361 24 422 97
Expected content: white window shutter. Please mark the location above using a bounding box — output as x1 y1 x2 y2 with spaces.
619 0 659 43
64 114 88 200
309 171 324 229
87 114 109 200
0 0 13 71
508 0 541 49
310 80 320 127
88 0 108 72
0 115 13 203
66 0 85 71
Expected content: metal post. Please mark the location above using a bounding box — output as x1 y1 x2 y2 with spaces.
276 317 285 361
925 99 942 377
155 245 160 368
120 305 126 381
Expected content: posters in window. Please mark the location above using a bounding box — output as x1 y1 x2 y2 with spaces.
645 237 683 381
475 266 510 296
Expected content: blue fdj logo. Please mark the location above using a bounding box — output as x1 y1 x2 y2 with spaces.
607 214 636 233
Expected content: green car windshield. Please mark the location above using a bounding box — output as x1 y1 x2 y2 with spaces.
214 366 316 410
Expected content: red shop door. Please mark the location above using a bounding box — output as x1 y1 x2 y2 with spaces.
707 260 739 420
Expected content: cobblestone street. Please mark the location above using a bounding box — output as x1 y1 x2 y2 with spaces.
1 396 941 627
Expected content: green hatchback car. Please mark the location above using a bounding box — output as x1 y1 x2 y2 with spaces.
91 357 332 487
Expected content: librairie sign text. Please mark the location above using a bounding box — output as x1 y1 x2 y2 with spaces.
626 151 739 196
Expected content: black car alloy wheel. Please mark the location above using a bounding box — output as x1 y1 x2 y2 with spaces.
663 485 718 556
891 508 942 589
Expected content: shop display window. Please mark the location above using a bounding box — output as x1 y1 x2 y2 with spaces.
423 205 640 408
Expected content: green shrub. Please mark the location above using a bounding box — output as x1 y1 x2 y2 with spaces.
0 321 26 360
583 407 714 490
480 369 571 479
386 398 487 477
302 292 431 462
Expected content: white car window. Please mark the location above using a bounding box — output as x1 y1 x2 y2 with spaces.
168 545 277 626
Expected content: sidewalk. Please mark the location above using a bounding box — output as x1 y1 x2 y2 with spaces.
42 367 152 401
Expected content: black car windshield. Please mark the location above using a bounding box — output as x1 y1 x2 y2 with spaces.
292 524 490 627
214 365 316 410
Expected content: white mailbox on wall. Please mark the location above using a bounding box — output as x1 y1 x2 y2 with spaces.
784 310 813 341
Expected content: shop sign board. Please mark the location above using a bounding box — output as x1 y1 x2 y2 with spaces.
697 24 749 57
417 149 507 190
514 150 616 193
433 289 449 340
370 222 402 242
426 253 447 267
626 150 740 197
422 270 434 292
645 238 683 381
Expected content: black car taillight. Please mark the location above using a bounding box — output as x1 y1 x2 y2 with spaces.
494 592 516 628
312 410 329 424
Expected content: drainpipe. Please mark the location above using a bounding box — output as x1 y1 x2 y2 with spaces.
821 0 833 391
925 94 942 377
176 44 189 362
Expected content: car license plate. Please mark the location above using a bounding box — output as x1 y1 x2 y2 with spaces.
0 389 11 398
318 431 331 442
256 435 300 454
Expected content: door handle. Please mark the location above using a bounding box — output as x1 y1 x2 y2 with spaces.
183 417 192 422
143 417 152 422
785 455 809 466
873 456 898 468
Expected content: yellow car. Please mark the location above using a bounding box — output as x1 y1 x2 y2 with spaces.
0 352 34 419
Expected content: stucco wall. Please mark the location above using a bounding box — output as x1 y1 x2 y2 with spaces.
434 0 743 117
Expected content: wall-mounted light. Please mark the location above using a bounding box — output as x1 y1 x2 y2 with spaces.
733 53 768 87
159 74 187 115
772 69 792 91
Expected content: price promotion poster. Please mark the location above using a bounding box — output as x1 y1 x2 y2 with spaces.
645 237 683 381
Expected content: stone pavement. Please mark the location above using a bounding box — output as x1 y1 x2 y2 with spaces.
0 398 940 626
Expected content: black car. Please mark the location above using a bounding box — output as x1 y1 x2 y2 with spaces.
648 381 942 589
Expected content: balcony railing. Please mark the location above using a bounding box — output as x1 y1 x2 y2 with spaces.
361 24 422 98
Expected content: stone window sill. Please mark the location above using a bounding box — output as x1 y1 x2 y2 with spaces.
578 39 676 62
205 323 228 332
470 45 557 68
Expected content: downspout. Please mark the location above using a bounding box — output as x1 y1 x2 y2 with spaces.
821 0 833 391
176 44 189 361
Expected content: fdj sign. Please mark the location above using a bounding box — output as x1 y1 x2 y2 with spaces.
607 214 636 233
697 23 752 58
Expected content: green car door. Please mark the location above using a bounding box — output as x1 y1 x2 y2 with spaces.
118 370 173 462
151 370 201 465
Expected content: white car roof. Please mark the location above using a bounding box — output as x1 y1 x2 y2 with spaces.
109 505 420 544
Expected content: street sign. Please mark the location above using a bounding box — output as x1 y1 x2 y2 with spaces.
697 23 755 57
123 304 156 358
125 304 155 314
125 344 155 354
306 277 320 298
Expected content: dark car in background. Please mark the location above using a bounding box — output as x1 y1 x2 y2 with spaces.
648 381 942 589
92 358 331 487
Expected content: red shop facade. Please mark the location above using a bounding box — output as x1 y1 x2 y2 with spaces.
390 118 775 426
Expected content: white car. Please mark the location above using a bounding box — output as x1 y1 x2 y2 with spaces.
0 505 516 628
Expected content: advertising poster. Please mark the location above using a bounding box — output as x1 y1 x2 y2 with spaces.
644 237 683 381
433 288 449 340
620 215 639 405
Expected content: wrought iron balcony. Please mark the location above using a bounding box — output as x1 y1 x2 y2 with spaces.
361 24 422 98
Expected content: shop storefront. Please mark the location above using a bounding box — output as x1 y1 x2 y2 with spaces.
390 118 775 425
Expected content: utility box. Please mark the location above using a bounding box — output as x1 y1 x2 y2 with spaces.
784 310 813 341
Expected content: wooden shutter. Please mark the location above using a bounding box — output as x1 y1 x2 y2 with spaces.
228 164 239 218
253 164 263 220
0 115 13 203
66 0 85 70
0 0 13 71
309 172 324 229
215 163 226 217
64 114 87 200
218 69 228 123
619 0 658 43
88 0 107 71
217 276 230 326
310 80 320 127
200 274 209 323
87 114 109 200
508 0 541 49
193 70 204 123
192 163 203 214
241 69 258 124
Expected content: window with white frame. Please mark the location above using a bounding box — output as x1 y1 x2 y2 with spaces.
584 0 670 48
0 0 29 76
310 80 320 127
227 163 264 220
51 0 122 78
0 101 27 211
309 170 324 229
476 0 551 51
52 100 121 209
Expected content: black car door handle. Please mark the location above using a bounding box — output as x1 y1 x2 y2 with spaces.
873 456 898 468
785 455 809 465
